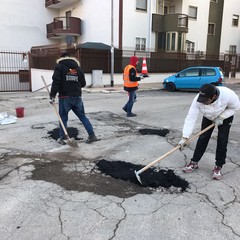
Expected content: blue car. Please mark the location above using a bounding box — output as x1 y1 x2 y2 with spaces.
163 66 224 91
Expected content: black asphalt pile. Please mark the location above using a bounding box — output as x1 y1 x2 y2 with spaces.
48 127 80 140
139 128 169 137
96 160 189 191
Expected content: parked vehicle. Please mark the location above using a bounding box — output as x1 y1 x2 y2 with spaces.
163 66 224 91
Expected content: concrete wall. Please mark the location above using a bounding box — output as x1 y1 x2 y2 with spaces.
31 68 168 92
58 0 119 48
182 0 210 52
122 1 150 50
0 0 57 51
220 0 240 53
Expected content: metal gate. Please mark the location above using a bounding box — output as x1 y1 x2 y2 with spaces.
224 54 238 78
0 51 31 92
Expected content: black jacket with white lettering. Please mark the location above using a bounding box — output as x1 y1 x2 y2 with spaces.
50 56 86 98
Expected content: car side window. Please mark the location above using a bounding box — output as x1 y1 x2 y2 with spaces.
179 69 199 77
202 69 216 76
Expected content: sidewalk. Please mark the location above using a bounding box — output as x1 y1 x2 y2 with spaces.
83 77 240 93
224 77 240 85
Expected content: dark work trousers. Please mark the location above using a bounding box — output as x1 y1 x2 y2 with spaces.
191 116 234 167
123 90 136 114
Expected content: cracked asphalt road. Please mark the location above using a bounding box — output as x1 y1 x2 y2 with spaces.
0 83 240 240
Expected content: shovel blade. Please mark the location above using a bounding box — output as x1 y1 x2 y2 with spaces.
64 138 78 148
134 170 143 185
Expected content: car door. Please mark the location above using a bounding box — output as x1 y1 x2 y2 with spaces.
200 68 217 86
176 68 200 89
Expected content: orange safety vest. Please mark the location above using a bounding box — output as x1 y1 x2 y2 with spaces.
123 65 139 88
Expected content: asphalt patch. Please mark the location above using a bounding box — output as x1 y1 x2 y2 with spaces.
139 128 169 137
48 127 81 140
31 160 152 198
96 160 189 191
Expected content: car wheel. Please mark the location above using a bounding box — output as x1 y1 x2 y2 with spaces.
166 82 176 92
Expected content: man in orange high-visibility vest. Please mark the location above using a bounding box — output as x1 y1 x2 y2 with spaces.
122 56 143 117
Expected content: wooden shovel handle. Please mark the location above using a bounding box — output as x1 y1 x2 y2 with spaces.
137 123 215 175
41 75 70 139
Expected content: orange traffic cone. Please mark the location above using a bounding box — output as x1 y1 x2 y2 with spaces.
141 57 149 77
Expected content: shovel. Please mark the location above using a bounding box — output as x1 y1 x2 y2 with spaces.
41 75 78 148
134 123 215 184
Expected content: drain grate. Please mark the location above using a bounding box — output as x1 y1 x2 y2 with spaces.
96 159 189 191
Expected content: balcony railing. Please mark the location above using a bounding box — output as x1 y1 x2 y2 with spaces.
45 0 79 8
47 17 81 39
152 13 188 33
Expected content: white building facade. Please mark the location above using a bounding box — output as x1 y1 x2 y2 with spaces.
0 0 240 55
0 0 57 51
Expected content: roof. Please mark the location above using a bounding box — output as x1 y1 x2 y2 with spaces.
77 42 113 50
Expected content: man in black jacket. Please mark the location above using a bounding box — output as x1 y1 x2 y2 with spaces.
50 52 98 144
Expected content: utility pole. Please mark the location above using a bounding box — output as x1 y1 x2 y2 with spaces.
110 0 114 87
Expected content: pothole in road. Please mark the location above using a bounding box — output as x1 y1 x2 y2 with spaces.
96 160 188 191
138 128 169 136
47 127 82 140
30 159 189 198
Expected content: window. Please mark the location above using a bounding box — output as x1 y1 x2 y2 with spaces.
166 32 186 52
186 41 195 53
179 69 199 77
136 0 147 11
141 38 146 51
135 37 146 51
163 5 175 14
232 15 239 27
135 37 140 50
202 69 216 76
229 45 236 54
164 6 168 15
178 15 188 27
189 6 197 20
66 11 71 29
166 32 176 51
169 6 175 14
208 23 215 35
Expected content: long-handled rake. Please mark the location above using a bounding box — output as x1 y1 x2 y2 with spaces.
134 123 215 184
41 75 78 148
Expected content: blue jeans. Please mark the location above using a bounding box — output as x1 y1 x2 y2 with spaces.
191 116 233 167
123 91 136 114
58 96 94 139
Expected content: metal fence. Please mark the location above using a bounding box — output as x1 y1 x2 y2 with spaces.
0 51 31 92
1 48 239 92
29 47 236 75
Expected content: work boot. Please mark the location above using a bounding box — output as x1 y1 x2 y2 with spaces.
86 133 98 143
57 137 66 145
127 113 137 117
183 161 199 173
212 166 222 180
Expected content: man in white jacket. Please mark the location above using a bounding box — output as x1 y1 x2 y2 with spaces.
178 84 240 180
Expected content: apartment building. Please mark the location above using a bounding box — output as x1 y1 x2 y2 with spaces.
0 0 56 51
1 0 240 55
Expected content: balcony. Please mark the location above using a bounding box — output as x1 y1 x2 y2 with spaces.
47 17 81 39
45 0 79 8
152 13 188 33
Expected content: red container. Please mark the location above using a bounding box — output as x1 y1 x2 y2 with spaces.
16 107 25 118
